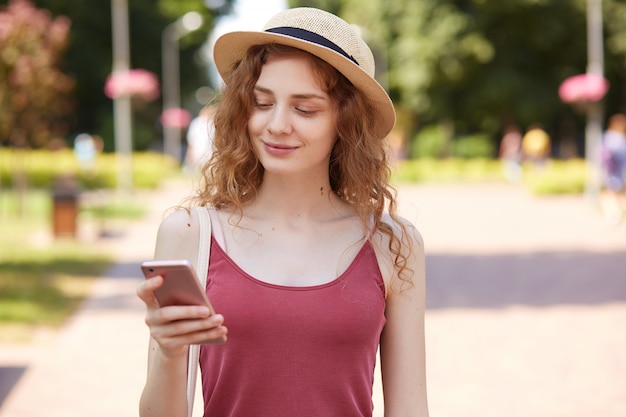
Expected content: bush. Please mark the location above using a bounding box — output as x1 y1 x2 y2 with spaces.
392 157 588 195
452 133 495 159
523 159 587 195
409 125 497 160
393 158 504 183
0 149 180 190
409 125 450 158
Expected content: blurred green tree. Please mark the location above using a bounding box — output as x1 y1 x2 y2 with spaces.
291 0 626 157
0 0 232 151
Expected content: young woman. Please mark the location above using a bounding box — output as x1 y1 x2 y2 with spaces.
137 7 429 417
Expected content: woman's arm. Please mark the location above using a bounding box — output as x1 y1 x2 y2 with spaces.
137 209 227 417
378 220 429 417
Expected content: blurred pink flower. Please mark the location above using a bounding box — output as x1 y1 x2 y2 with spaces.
104 69 160 102
160 108 192 129
558 73 609 103
48 15 70 48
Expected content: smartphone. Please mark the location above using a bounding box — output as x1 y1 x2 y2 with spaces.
141 260 214 310
141 260 225 345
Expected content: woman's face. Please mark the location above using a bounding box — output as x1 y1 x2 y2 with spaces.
247 53 338 178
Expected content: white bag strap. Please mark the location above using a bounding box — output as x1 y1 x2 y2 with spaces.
187 206 211 417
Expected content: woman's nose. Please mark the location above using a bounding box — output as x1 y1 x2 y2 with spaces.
266 106 293 135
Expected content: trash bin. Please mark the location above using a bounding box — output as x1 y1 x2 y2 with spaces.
52 175 80 238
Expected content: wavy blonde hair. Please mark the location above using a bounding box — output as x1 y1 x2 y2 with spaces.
186 44 413 285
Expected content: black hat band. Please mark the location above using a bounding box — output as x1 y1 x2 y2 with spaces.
265 26 359 66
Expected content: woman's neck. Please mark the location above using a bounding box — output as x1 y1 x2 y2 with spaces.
248 174 347 221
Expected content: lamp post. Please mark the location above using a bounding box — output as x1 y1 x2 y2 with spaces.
111 0 133 198
162 12 203 163
584 0 604 202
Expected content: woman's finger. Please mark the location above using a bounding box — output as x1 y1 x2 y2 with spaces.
136 275 164 309
149 315 228 348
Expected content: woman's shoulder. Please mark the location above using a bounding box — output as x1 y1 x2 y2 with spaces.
157 208 196 237
371 212 424 289
153 207 202 261
380 212 424 244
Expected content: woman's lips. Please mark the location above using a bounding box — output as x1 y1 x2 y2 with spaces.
263 141 298 156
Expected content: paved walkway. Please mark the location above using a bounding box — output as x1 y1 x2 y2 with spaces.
398 183 626 417
0 180 625 417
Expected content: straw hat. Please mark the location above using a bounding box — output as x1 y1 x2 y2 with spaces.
213 7 396 139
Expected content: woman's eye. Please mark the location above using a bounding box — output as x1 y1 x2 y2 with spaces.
255 102 272 108
296 108 316 115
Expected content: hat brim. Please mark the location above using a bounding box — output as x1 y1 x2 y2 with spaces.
213 31 396 139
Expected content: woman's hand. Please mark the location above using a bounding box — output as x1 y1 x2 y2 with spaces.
136 275 228 358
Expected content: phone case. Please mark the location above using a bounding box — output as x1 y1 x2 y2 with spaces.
141 260 213 310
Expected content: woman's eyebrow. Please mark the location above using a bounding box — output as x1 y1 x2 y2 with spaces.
292 93 328 101
253 86 273 95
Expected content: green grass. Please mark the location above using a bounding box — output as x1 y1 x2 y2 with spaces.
0 150 171 341
0 189 118 341
81 199 147 220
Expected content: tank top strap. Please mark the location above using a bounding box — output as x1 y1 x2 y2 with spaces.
206 207 226 250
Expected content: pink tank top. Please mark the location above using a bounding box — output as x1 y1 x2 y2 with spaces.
199 236 387 417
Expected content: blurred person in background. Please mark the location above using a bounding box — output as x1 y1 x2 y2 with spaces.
184 105 217 176
522 124 551 168
600 113 626 224
499 124 523 182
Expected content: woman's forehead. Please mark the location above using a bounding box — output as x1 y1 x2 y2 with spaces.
256 55 329 95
